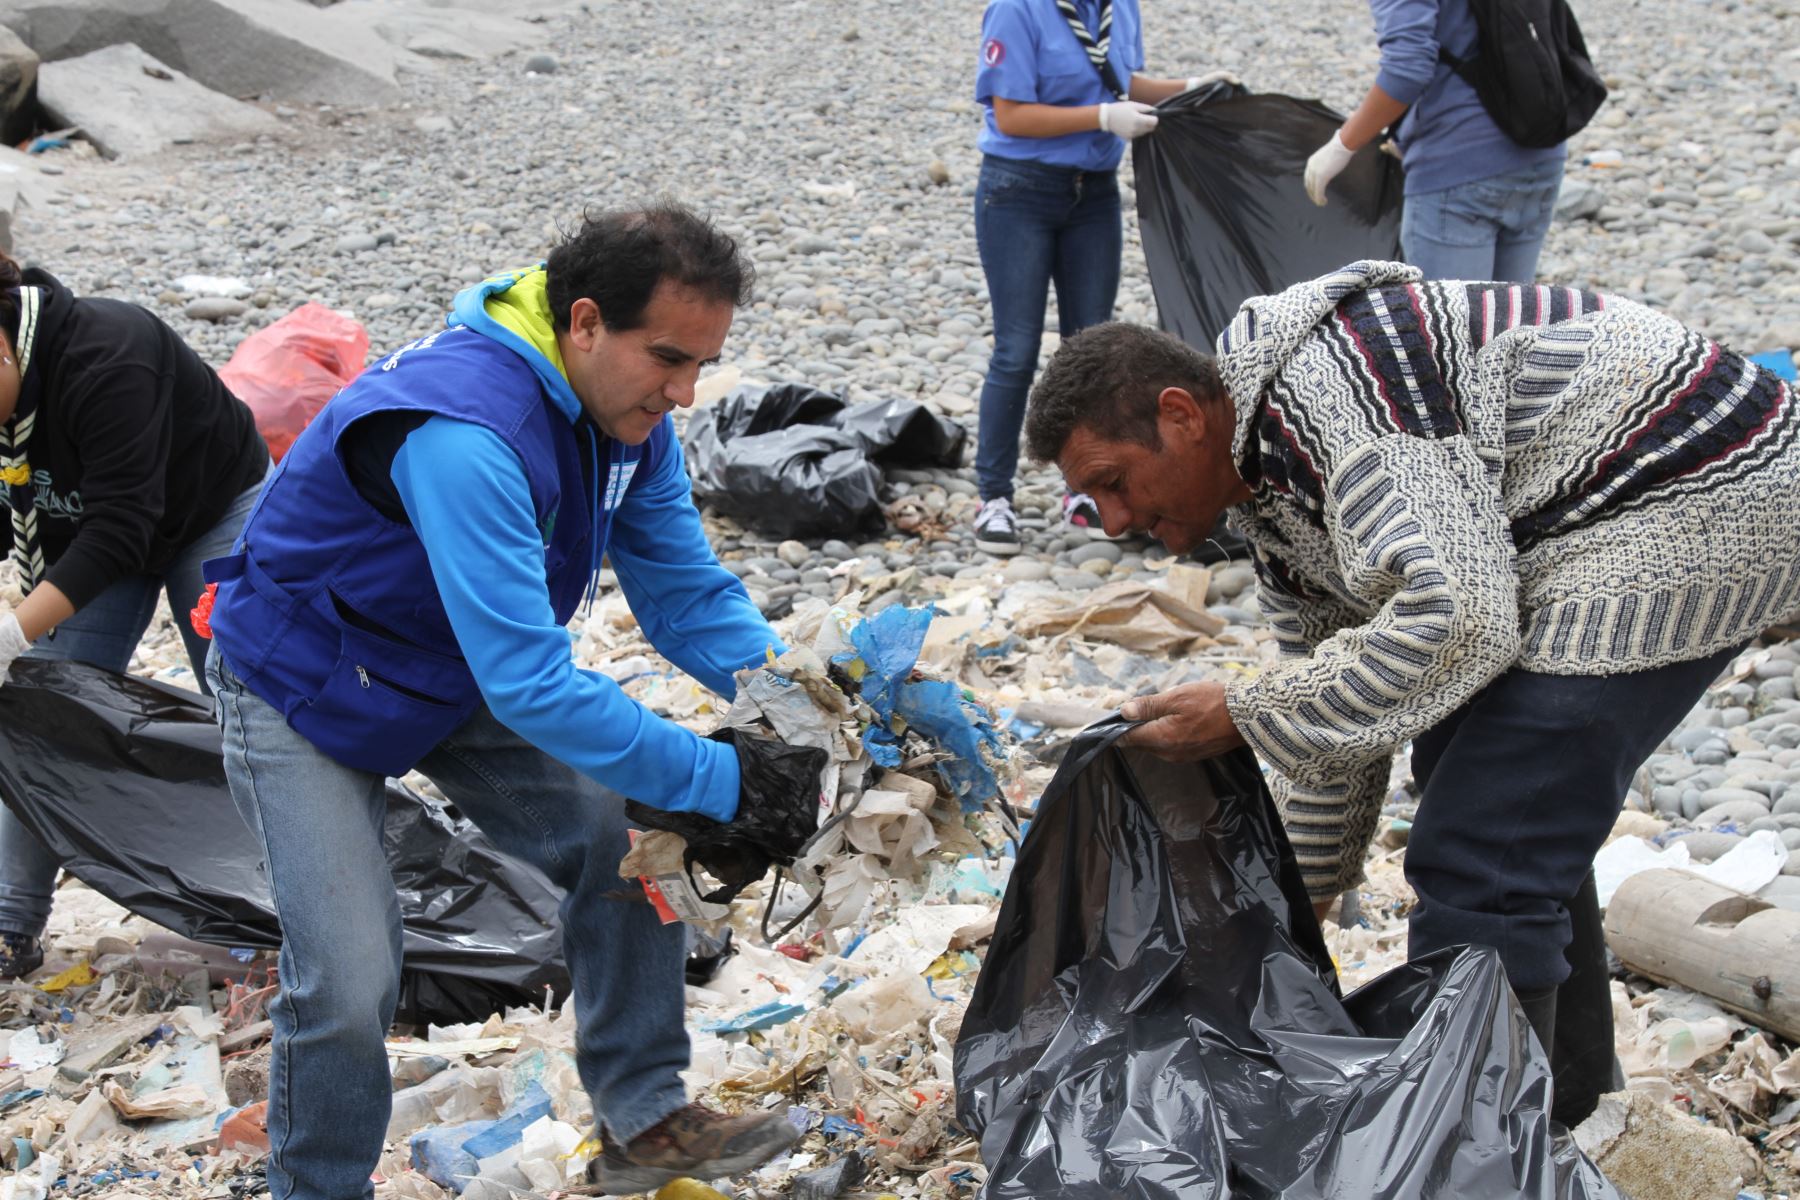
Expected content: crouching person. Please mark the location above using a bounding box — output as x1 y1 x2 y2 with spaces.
204 204 804 1198
1023 260 1800 1127
0 252 268 978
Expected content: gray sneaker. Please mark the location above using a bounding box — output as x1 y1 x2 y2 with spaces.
588 1102 799 1193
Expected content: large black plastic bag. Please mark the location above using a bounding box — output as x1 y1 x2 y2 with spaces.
1135 85 1406 351
0 659 569 1025
683 383 966 538
954 719 1618 1199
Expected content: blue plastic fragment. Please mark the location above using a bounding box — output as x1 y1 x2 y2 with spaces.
0 1088 44 1112
700 999 809 1035
819 1115 865 1137
1751 348 1796 382
460 1080 552 1159
409 1081 553 1191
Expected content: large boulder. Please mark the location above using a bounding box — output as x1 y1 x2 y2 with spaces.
0 25 34 145
338 0 542 62
36 42 277 158
0 0 405 105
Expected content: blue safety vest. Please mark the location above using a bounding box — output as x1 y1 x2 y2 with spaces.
206 325 646 774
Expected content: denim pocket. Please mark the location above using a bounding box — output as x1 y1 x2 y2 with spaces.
1409 184 1503 248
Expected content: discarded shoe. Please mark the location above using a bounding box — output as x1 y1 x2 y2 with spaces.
589 1102 800 1193
0 931 43 980
973 496 1022 555
1061 492 1121 540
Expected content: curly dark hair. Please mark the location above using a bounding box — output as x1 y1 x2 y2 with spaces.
0 250 24 341
545 202 754 332
1024 322 1224 462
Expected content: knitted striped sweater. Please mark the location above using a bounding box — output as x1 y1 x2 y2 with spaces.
1216 260 1800 899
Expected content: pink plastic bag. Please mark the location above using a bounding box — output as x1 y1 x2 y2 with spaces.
218 303 370 462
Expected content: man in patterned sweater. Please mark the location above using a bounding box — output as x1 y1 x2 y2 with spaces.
1024 259 1800 1125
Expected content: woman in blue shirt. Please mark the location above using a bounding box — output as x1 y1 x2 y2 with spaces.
1303 0 1566 283
970 0 1232 554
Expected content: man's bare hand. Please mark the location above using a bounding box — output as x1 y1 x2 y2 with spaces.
1118 682 1247 762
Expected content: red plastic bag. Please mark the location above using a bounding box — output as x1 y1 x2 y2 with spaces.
218 302 369 462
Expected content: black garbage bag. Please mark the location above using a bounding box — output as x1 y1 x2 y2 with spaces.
1135 84 1406 352
954 719 1619 1199
625 728 828 903
683 383 966 539
0 659 569 1025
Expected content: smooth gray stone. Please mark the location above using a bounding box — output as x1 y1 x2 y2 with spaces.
1067 541 1122 566
1675 831 1744 862
1692 798 1772 828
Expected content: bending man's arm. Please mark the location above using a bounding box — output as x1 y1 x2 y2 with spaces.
392 415 739 820
607 422 781 697
1225 436 1521 887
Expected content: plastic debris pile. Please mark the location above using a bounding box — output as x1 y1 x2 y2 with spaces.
5 550 1800 1198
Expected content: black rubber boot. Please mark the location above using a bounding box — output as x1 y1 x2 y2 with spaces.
1549 871 1618 1127
1517 985 1559 1058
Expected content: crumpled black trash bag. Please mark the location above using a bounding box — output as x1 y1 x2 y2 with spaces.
1135 84 1406 352
625 727 828 903
0 658 569 1025
683 383 967 538
954 719 1619 1199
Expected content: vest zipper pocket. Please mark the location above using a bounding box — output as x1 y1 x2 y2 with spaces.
357 665 370 689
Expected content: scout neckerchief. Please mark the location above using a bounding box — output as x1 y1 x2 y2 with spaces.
0 286 45 592
1054 0 1128 100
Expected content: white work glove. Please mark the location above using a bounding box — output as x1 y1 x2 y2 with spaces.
1099 100 1159 140
1304 130 1358 206
1185 69 1242 90
0 611 28 683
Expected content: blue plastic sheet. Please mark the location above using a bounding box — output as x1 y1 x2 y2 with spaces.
1751 348 1797 382
839 606 1006 811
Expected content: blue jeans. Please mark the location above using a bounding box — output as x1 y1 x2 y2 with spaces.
0 479 262 938
1400 159 1564 283
974 154 1122 501
206 649 689 1200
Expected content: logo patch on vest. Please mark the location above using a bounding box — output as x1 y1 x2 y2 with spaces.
604 460 638 512
380 328 449 372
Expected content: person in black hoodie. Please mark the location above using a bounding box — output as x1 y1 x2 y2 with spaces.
0 251 270 978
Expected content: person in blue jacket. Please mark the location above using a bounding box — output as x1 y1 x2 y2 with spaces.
1302 0 1565 282
203 204 803 1199
968 0 1235 555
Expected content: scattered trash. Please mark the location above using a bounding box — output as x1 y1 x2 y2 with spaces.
5 1028 65 1072
684 383 965 538
216 301 370 461
1595 829 1789 906
1012 574 1225 654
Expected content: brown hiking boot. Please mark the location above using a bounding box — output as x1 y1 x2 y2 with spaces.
589 1102 799 1193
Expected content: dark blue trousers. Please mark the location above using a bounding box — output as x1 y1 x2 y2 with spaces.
1406 644 1741 1124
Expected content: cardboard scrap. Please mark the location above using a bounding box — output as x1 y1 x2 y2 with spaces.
103 1080 214 1120
1013 578 1225 653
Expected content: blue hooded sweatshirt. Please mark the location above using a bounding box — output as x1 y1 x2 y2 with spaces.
207 267 775 820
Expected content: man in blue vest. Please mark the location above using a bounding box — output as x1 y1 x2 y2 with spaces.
203 204 805 1198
